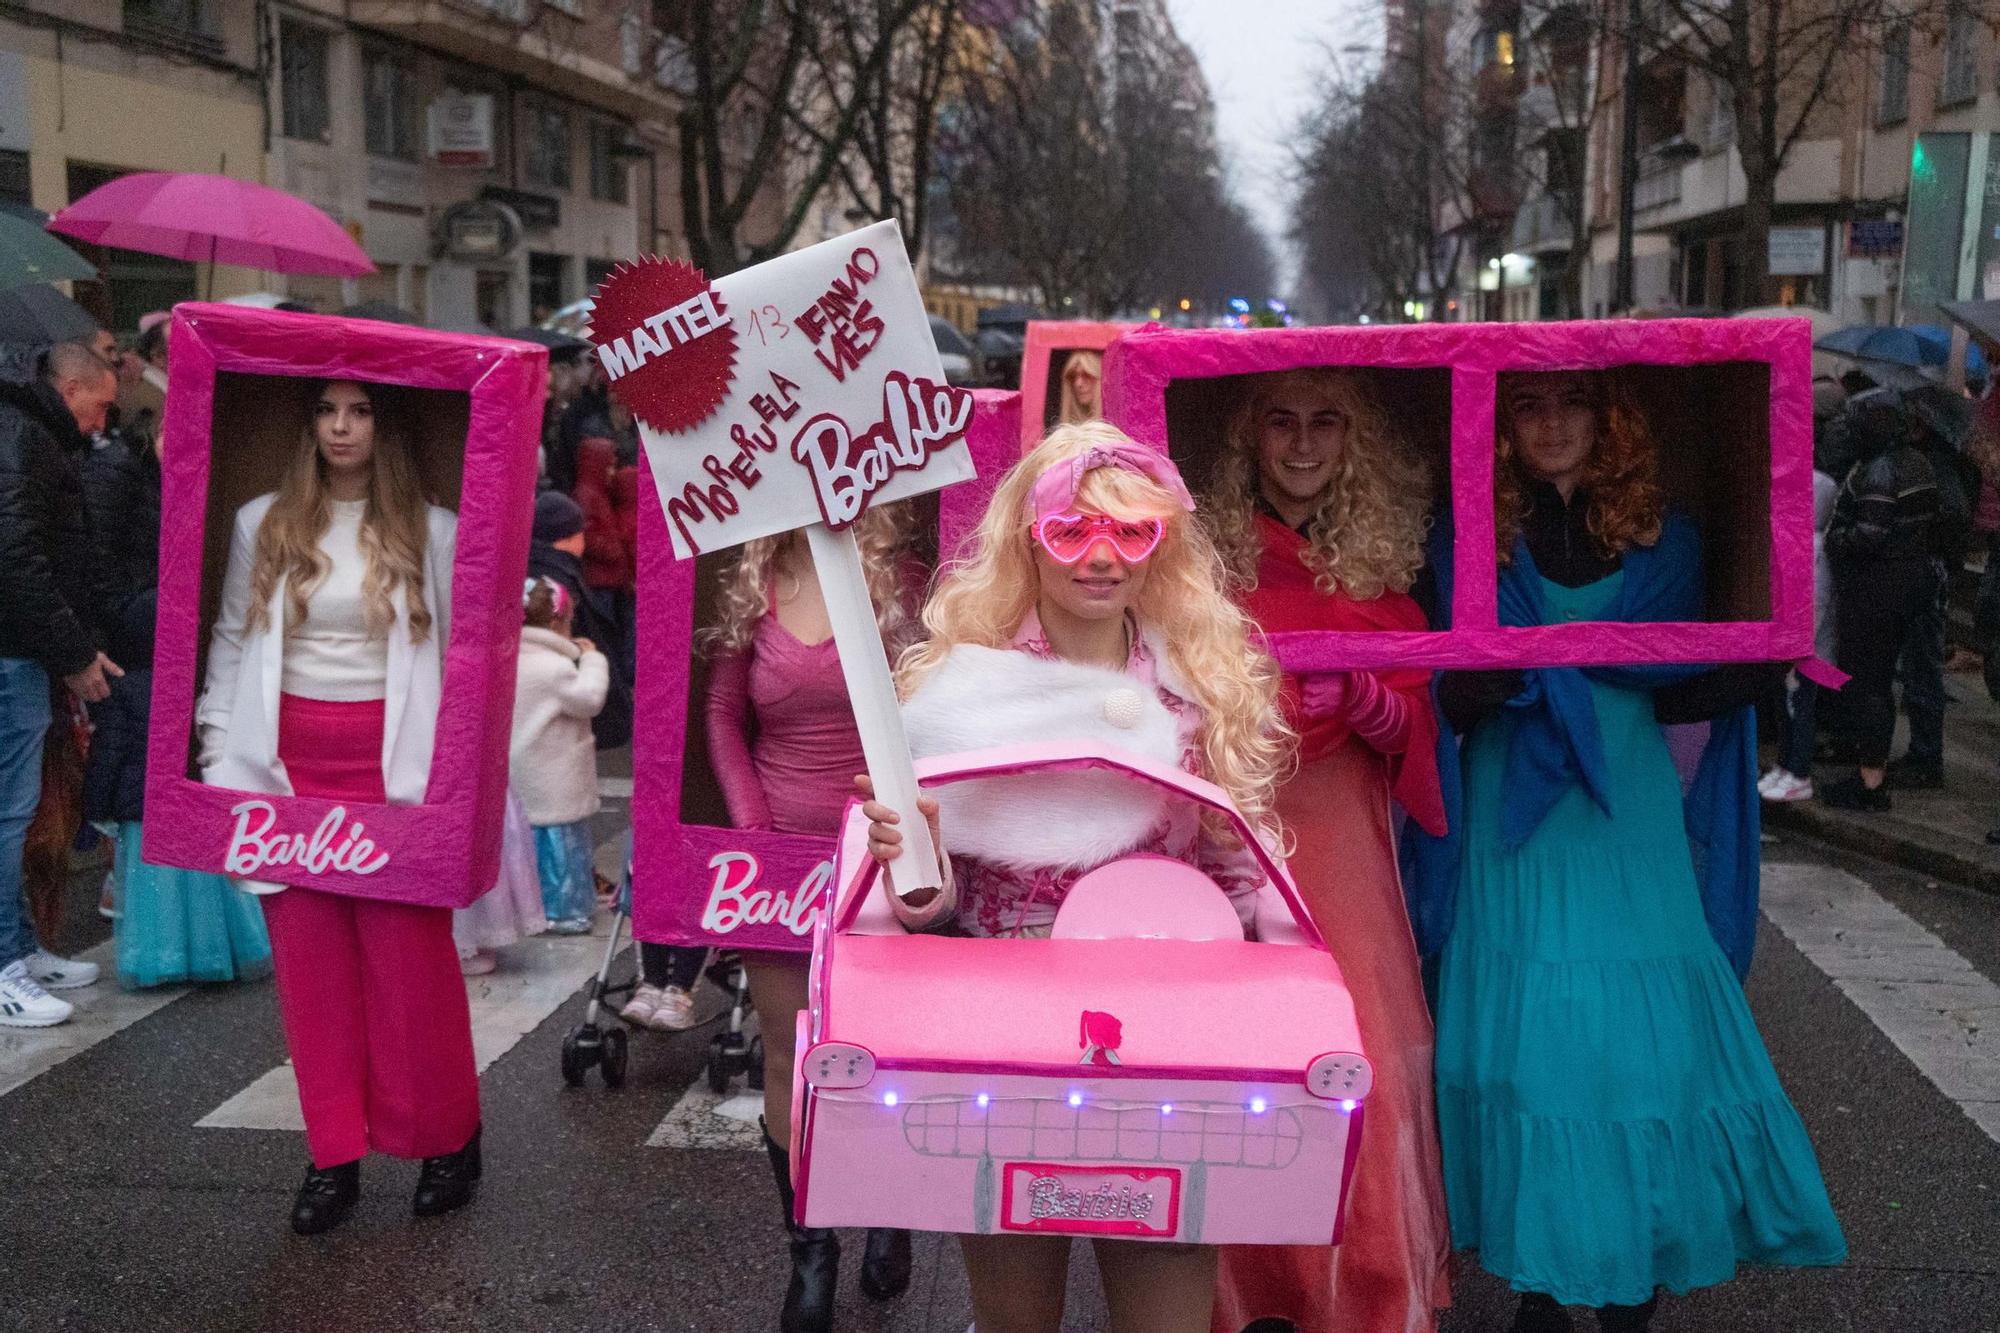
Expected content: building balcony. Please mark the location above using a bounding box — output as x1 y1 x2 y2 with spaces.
350 0 676 117
1634 161 1682 212
1509 191 1576 254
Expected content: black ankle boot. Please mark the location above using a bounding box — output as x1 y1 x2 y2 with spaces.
859 1226 912 1300
1598 1296 1659 1333
412 1126 482 1217
291 1159 360 1236
1509 1292 1572 1333
762 1122 839 1333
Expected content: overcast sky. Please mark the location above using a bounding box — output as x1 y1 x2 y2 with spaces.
1164 0 1366 295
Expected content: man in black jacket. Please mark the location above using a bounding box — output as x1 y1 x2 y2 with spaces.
0 342 122 1028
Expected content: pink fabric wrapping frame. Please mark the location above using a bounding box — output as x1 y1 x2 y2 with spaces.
1102 319 1814 671
633 388 1025 950
1020 321 1131 446
142 304 544 909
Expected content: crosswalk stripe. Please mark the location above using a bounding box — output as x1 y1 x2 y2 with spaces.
1762 862 2000 1144
0 941 190 1100
196 930 616 1132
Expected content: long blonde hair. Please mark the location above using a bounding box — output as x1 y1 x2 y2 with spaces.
705 504 917 653
1206 368 1431 600
1494 371 1665 563
899 422 1290 832
244 380 435 643
1057 349 1103 424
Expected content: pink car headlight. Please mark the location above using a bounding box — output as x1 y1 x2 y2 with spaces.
802 1041 876 1090
1304 1052 1373 1102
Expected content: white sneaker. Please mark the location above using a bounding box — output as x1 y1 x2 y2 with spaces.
1757 766 1784 797
0 960 74 1027
1762 772 1815 803
621 983 664 1026
25 948 99 990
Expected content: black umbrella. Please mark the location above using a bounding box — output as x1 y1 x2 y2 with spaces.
509 325 590 354
1906 383 1977 449
1942 299 2000 353
0 283 102 346
339 300 423 326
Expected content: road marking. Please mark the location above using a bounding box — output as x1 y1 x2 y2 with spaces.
0 941 191 1099
197 930 615 1132
1762 862 2000 1144
647 1086 766 1152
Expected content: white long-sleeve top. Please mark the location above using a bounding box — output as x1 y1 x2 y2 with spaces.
281 498 389 701
510 625 609 827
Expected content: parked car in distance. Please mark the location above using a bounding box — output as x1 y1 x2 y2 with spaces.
930 315 982 386
976 327 1025 390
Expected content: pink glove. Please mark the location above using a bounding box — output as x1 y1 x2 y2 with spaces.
1300 670 1415 755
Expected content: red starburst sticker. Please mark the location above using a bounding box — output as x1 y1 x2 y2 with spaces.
587 256 738 434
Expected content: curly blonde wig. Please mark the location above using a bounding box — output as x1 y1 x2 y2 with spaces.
704 503 918 653
245 381 435 644
898 421 1291 833
1494 371 1665 563
1206 368 1431 600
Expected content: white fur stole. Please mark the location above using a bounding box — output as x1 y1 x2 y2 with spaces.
901 643 1184 873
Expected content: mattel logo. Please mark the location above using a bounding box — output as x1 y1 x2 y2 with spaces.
997 1163 1180 1238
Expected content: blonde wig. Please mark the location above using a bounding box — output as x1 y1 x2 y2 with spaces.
245 380 435 644
1494 371 1665 563
1206 368 1431 601
1057 349 1104 424
899 421 1290 833
705 503 919 654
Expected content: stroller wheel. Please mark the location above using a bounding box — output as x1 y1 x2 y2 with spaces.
600 1025 629 1089
747 1034 766 1091
705 1034 732 1096
561 1027 594 1087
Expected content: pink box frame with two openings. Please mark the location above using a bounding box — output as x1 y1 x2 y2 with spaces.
142 304 545 910
632 389 1025 950
1020 320 1132 446
1102 319 1815 672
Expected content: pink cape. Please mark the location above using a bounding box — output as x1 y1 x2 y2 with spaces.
1212 523 1452 1333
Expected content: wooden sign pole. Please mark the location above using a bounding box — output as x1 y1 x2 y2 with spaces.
803 521 943 896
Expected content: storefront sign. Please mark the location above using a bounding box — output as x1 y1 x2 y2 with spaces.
428 92 496 168
1768 226 1827 276
438 200 518 261
1848 219 1904 258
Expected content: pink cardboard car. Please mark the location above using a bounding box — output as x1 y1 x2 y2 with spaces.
142 304 544 909
790 741 1370 1245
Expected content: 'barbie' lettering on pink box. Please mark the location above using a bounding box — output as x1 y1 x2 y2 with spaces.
631 388 1024 951
789 742 1369 1245
142 304 544 909
1102 318 1813 671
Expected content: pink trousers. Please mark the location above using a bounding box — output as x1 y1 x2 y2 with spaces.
266 694 479 1168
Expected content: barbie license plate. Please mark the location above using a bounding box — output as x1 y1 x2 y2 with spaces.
998 1163 1181 1237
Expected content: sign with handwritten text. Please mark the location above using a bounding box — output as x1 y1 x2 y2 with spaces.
610 220 978 558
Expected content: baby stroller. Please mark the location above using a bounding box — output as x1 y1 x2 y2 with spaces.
559 850 761 1092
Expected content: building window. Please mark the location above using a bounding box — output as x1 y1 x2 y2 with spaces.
0 150 29 207
363 50 420 161
589 122 631 204
123 0 221 54
1878 24 1909 125
280 21 332 143
525 103 573 190
528 252 568 323
1940 7 1977 107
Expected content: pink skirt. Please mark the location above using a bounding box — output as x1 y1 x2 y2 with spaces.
278 695 387 804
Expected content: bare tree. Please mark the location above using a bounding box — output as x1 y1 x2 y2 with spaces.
1647 0 1968 300
671 0 938 275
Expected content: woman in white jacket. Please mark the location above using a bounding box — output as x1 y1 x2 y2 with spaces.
509 577 608 933
199 379 481 1236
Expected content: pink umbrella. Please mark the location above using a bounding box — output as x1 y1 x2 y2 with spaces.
47 172 374 277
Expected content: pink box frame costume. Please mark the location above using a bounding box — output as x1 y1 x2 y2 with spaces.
790 741 1370 1245
633 389 1024 950
1102 318 1815 672
1020 320 1131 446
142 304 544 910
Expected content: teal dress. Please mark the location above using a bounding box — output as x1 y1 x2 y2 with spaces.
1433 573 1845 1306
113 822 272 989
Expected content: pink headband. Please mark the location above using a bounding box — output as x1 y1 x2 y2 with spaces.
1028 441 1196 519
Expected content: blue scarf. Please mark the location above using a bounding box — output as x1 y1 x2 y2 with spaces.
1402 512 1761 979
